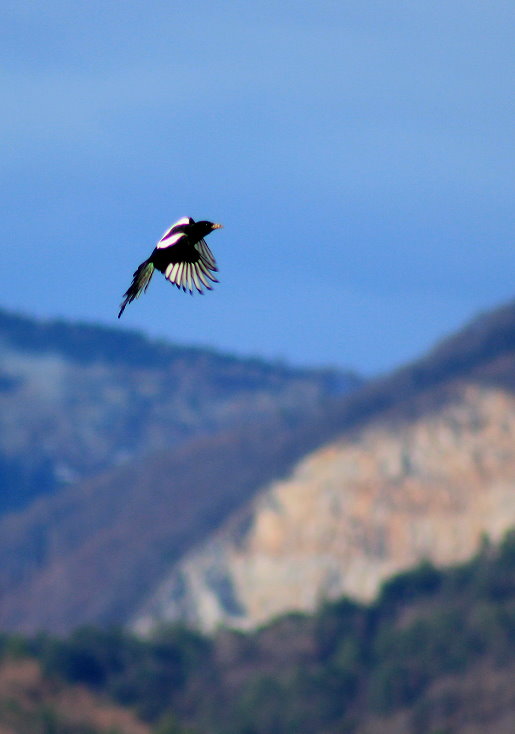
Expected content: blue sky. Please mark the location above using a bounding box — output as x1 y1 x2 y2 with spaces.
2 1 514 374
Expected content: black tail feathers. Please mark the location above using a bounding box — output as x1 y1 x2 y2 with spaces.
118 260 155 318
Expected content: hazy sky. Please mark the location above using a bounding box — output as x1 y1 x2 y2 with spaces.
2 1 514 374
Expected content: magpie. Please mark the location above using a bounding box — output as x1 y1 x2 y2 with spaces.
118 217 223 318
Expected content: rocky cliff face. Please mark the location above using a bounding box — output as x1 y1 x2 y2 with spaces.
133 380 515 632
3 301 515 635
0 310 361 633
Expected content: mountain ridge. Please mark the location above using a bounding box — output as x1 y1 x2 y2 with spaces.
0 306 359 515
1 299 515 633
131 299 515 632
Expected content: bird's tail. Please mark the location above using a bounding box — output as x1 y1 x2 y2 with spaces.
118 260 155 318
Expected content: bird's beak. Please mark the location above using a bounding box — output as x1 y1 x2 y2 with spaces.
212 223 223 229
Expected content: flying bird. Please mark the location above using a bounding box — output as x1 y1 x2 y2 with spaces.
118 216 223 318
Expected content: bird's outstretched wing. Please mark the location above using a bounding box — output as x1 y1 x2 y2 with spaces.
194 238 217 271
163 247 218 294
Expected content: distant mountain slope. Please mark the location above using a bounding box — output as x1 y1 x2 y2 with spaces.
0 419 344 632
131 299 515 632
0 308 359 513
1 300 514 634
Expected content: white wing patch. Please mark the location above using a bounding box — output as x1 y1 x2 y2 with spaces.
172 216 193 228
156 216 193 249
157 231 186 249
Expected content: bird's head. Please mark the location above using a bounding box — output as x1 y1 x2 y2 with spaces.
198 220 223 235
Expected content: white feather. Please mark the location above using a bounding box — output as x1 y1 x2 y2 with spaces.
191 266 202 292
157 216 193 247
197 269 211 289
157 231 186 249
171 216 192 228
199 260 218 282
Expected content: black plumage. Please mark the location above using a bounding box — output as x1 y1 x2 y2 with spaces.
118 217 222 318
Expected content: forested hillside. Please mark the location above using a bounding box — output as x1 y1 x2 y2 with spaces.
2 301 515 634
3 531 514 734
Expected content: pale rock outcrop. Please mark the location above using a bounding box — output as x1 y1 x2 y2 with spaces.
133 383 515 633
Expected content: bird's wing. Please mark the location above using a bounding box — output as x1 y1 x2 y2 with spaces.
194 238 218 271
155 217 218 293
156 216 194 249
163 257 218 294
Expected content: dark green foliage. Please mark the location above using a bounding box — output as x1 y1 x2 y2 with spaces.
9 532 515 734
376 560 443 613
39 627 136 688
0 632 31 660
36 626 212 725
154 714 196 734
0 699 101 734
